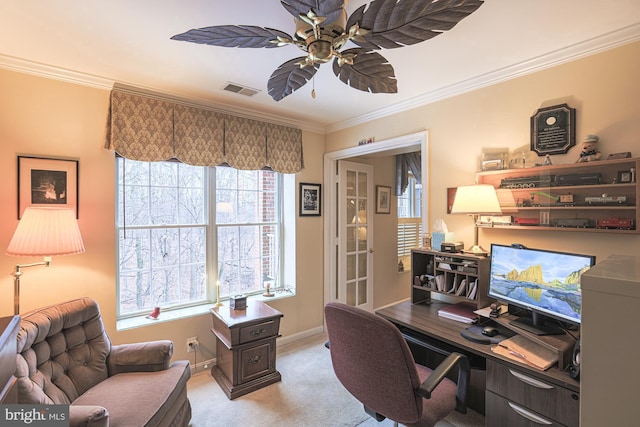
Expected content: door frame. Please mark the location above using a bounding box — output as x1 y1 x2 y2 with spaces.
323 131 429 310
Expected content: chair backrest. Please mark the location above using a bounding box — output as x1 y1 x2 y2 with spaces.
15 297 111 404
324 302 423 424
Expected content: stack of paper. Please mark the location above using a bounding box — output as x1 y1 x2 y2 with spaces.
467 280 478 300
437 302 478 324
492 335 559 370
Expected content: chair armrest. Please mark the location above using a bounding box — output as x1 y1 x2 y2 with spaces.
69 405 109 427
417 352 470 414
107 340 173 375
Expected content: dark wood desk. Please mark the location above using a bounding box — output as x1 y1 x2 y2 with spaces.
377 301 579 427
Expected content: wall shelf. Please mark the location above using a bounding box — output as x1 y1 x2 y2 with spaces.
476 157 639 233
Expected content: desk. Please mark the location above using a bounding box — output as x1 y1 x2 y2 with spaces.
377 301 579 427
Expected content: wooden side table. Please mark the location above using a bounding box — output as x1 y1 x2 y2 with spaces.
210 301 283 399
0 315 20 404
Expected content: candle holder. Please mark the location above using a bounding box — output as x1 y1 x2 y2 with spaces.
263 283 275 297
214 281 223 307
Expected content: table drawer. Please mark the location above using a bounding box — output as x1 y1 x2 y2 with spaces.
239 319 279 344
487 360 579 426
239 341 275 383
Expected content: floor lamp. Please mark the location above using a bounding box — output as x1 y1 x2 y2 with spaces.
6 207 85 315
450 184 502 256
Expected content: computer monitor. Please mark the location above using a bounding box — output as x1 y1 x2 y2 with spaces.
488 243 595 335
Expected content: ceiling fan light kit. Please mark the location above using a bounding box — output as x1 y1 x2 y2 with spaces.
171 0 484 101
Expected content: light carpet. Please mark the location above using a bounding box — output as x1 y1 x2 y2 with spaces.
186 333 484 427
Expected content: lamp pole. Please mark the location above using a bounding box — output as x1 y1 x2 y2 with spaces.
13 257 51 315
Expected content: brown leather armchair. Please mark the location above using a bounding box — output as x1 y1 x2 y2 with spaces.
15 297 191 427
324 302 470 427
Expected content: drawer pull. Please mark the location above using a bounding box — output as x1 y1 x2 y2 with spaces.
249 355 263 364
250 328 266 336
508 402 553 425
509 369 554 390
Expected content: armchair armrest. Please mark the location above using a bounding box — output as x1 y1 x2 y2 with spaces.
69 405 109 427
417 352 470 414
107 340 173 375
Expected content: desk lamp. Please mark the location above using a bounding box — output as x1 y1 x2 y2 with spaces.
6 207 85 315
450 184 502 256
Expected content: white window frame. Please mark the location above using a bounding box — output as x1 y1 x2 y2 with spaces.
115 158 296 326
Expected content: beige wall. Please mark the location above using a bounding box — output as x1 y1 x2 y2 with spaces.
2 40 639 361
0 69 325 363
327 41 640 309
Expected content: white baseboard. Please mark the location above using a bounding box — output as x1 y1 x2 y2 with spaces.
276 326 325 347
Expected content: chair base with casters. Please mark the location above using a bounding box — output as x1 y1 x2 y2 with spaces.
325 302 470 427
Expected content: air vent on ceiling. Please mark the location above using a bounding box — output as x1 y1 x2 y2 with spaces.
223 82 260 97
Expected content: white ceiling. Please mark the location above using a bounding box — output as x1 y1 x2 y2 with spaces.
1 0 639 133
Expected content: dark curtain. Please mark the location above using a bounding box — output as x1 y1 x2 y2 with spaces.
395 152 421 196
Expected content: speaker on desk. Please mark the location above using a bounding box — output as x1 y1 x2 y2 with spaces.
568 339 580 380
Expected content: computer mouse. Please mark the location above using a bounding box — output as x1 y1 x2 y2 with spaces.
482 326 499 337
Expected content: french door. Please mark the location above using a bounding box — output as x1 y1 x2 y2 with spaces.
336 160 374 310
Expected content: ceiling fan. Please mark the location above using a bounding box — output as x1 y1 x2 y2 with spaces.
171 0 484 101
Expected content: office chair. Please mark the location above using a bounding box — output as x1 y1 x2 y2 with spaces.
324 302 470 427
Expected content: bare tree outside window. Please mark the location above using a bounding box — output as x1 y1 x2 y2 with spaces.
116 159 283 318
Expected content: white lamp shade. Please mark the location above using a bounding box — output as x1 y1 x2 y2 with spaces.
7 207 85 256
451 185 502 215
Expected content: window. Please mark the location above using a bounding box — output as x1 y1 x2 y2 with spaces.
116 158 288 318
397 173 422 269
215 167 281 297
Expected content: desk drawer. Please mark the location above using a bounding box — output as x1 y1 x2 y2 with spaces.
239 319 279 344
486 391 566 427
487 360 579 426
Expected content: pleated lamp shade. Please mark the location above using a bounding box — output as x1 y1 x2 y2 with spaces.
7 207 85 257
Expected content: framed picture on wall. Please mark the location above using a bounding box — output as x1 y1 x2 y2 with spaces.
376 185 391 214
18 156 79 219
299 182 321 216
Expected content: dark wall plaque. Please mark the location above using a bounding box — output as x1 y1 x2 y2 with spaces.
530 104 576 156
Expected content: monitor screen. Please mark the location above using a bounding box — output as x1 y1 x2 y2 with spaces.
488 243 595 335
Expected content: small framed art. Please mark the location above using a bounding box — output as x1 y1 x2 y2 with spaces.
299 182 321 216
617 170 633 183
18 156 79 218
376 185 391 214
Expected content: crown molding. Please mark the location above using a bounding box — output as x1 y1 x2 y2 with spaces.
2 22 638 136
0 54 326 135
325 23 640 134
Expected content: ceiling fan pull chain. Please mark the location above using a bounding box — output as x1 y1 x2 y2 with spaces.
311 75 316 99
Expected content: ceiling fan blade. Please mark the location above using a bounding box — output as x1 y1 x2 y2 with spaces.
332 48 397 94
281 0 346 25
268 57 320 101
171 25 293 48
347 0 484 50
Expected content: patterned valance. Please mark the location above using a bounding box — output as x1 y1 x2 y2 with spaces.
104 88 303 173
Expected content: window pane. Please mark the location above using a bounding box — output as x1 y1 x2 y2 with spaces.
150 187 178 224
150 162 178 187
119 229 150 272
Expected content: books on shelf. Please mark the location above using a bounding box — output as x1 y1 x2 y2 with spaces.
455 279 467 296
437 302 479 324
